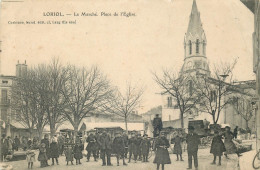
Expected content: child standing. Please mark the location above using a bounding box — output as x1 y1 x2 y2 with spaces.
38 143 48 168
65 145 74 165
26 147 35 169
50 137 59 165
210 130 226 166
74 141 83 165
172 133 184 161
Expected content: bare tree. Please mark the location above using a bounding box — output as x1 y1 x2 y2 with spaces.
34 59 67 137
61 65 114 135
107 83 143 133
153 69 200 128
231 95 254 128
32 66 50 139
195 61 237 124
11 70 37 138
11 69 48 139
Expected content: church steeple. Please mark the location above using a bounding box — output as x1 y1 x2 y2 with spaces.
181 0 209 75
187 0 204 39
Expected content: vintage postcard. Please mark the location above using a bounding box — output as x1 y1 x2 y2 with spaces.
0 0 259 170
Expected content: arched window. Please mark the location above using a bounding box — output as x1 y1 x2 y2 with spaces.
189 40 192 54
196 39 199 54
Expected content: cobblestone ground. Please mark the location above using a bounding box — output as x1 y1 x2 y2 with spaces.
7 148 240 170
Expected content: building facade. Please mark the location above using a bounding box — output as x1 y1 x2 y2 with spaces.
241 0 260 149
0 61 28 137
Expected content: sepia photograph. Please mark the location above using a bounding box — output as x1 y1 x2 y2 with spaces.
0 0 259 169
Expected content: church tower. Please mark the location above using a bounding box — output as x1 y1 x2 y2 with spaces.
181 0 210 76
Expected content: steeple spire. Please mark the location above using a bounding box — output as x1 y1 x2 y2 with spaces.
181 0 210 76
187 0 204 38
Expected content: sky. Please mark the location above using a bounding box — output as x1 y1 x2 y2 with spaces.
0 0 255 113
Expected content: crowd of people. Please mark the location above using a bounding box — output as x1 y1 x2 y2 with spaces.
0 123 245 170
0 134 41 162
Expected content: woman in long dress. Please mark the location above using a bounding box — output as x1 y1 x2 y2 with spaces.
38 143 48 167
153 131 171 170
210 130 225 165
223 126 238 157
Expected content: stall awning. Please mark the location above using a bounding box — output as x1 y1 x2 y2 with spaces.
79 121 144 132
10 122 31 129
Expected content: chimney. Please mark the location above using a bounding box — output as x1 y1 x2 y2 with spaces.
16 60 21 77
21 60 27 77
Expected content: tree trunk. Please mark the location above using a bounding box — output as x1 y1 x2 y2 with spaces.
246 120 249 129
50 123 56 137
73 124 79 142
180 112 184 128
38 129 43 140
29 128 33 138
125 117 128 134
212 111 217 124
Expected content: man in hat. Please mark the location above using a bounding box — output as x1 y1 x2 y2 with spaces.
97 130 113 166
136 134 143 161
128 132 138 163
186 126 200 170
122 132 129 158
95 131 101 159
113 132 127 166
153 114 163 137
153 131 171 170
140 134 150 162
14 136 20 151
86 132 97 162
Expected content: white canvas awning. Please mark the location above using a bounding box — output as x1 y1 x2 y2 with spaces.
79 121 144 132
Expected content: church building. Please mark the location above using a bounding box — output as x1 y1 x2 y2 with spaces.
161 0 256 132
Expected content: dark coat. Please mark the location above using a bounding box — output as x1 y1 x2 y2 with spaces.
122 134 129 147
65 147 74 161
49 142 59 158
172 136 182 154
210 135 226 156
128 137 138 155
153 136 171 164
153 118 162 131
74 144 83 160
186 133 200 153
97 133 112 150
95 134 101 150
224 132 237 154
86 134 97 151
38 145 48 161
41 138 50 158
14 137 20 146
140 138 150 155
113 136 125 155
58 136 65 145
1 138 9 155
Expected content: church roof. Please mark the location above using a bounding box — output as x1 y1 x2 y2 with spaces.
186 0 204 38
